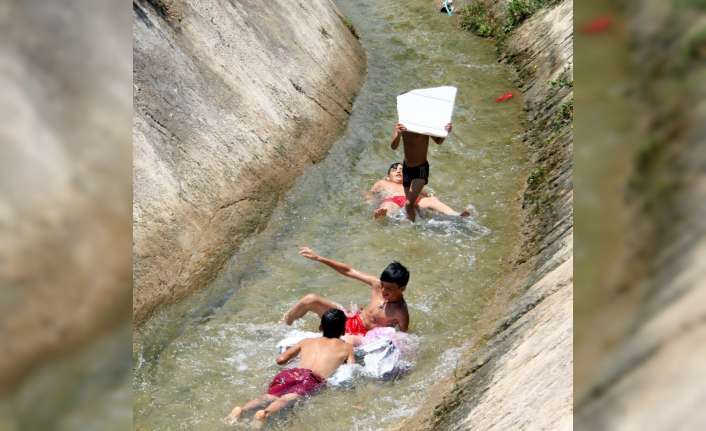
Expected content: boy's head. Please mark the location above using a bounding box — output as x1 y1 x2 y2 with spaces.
387 162 403 183
379 261 409 301
320 308 347 338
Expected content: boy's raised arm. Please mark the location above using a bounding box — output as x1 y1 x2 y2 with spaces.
276 342 301 365
391 123 405 150
432 123 453 145
299 247 378 287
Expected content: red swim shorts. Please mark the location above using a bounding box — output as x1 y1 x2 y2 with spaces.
345 312 368 336
267 368 325 397
382 195 422 208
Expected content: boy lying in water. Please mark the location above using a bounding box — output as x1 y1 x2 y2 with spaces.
370 162 470 219
283 247 409 344
224 309 354 428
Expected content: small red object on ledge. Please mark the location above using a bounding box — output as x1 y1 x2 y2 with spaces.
495 92 514 103
582 16 612 34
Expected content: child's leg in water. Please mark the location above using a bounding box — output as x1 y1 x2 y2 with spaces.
282 294 343 325
418 196 470 217
223 394 277 425
254 393 301 426
404 179 425 222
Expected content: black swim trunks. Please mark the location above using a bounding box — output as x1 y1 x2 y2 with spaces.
402 161 430 188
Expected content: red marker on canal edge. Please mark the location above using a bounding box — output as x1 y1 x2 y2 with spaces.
582 16 612 34
495 92 514 103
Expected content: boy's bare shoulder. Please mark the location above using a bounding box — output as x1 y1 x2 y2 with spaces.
331 338 352 354
392 300 409 330
394 299 409 315
342 340 354 354
371 278 383 289
300 337 322 348
371 179 385 190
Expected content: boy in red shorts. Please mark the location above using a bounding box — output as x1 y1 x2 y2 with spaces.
283 247 410 342
224 309 354 427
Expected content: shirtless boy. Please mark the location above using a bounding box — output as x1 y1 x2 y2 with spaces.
224 309 354 428
391 122 453 222
371 162 470 219
283 247 409 341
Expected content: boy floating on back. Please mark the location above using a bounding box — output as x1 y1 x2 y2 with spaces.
371 162 470 219
224 309 354 428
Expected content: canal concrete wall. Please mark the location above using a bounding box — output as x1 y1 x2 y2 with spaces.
133 0 366 325
576 1 706 428
0 0 132 396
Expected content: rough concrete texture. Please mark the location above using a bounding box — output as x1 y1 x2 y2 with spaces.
505 1 573 267
401 251 573 431
133 0 365 325
0 0 131 394
398 1 573 429
576 1 706 428
577 243 706 430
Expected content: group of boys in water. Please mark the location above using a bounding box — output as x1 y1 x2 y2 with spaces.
225 122 460 427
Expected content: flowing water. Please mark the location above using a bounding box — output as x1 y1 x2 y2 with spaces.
134 1 529 429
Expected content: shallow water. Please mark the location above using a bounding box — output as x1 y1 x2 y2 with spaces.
133 1 528 429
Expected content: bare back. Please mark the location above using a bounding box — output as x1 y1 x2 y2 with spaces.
401 132 431 167
296 338 353 378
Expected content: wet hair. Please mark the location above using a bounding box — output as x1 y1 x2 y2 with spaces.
380 261 409 288
321 308 347 338
387 162 402 175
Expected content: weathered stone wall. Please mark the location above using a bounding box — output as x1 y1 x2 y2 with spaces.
133 0 365 325
397 1 573 429
0 0 131 395
575 1 706 428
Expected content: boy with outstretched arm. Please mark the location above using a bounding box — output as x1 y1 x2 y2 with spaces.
224 309 354 428
391 121 453 222
283 247 409 343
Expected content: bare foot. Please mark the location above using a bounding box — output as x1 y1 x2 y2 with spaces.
253 410 267 429
223 406 243 426
373 207 388 219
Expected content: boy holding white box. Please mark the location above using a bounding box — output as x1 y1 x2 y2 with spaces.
393 86 456 222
